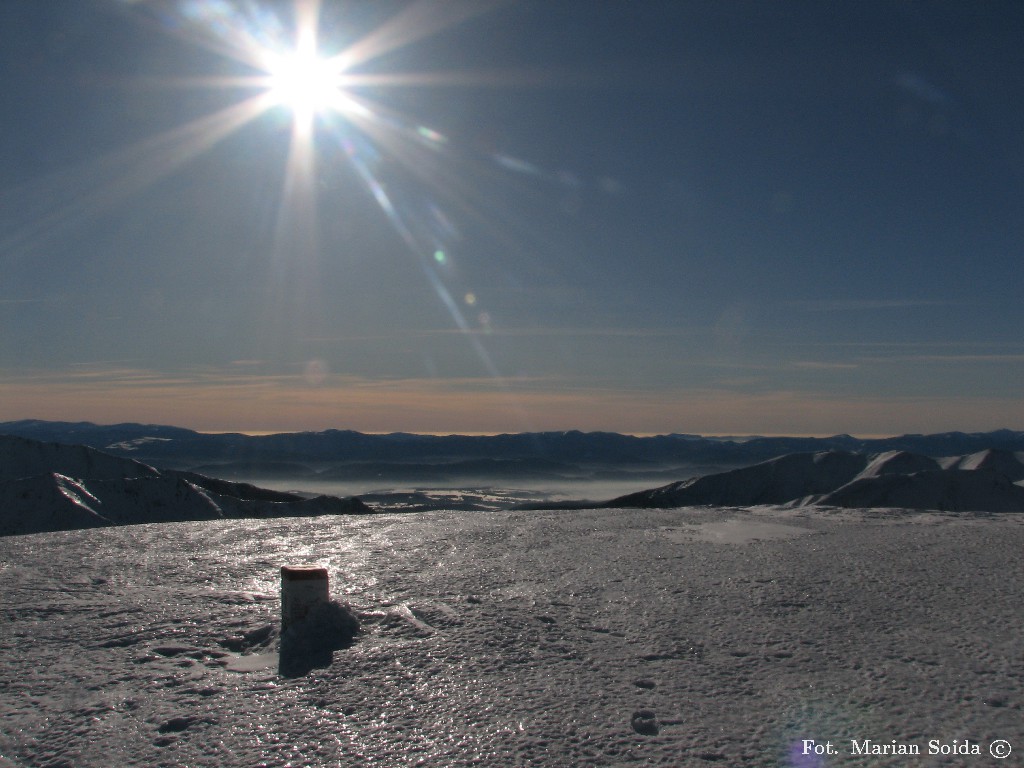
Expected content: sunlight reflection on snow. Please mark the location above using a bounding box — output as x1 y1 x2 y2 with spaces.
2 508 1020 765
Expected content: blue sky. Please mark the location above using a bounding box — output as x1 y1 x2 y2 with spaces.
1 0 1022 435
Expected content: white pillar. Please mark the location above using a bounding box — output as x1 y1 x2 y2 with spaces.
280 565 329 631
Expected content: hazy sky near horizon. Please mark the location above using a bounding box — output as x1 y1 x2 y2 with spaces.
1 0 1023 436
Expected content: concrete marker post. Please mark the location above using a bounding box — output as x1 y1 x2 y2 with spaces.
280 566 329 631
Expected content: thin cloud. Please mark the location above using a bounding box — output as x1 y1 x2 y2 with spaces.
228 359 268 367
784 299 961 312
866 354 1024 364
415 326 706 339
792 361 860 370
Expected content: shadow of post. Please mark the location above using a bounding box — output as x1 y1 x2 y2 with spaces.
278 600 360 678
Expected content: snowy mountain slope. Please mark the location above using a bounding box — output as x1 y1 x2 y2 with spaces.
0 473 114 535
940 448 1024 480
854 450 940 479
0 437 372 536
0 434 159 483
608 451 869 508
817 469 1024 512
607 449 1024 512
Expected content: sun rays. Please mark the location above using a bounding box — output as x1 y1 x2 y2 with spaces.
1 0 551 429
5 1 502 316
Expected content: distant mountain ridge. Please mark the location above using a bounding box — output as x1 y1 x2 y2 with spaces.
5 427 1024 528
0 435 371 536
1 420 1022 482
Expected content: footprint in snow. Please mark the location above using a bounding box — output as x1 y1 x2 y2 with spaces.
631 709 659 735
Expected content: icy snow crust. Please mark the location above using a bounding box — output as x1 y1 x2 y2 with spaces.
1 506 1022 767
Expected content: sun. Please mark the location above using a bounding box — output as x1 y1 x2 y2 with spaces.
265 48 343 124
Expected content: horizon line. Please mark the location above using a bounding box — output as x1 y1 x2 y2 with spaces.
199 428 907 440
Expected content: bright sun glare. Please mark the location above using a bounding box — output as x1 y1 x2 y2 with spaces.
265 48 342 122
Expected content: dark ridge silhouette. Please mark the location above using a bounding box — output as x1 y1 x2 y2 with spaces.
0 435 373 536
2 421 1022 480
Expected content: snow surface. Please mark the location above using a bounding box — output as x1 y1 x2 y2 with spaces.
2 505 1021 766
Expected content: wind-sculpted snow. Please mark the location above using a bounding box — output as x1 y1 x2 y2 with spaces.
0 507 1021 766
606 450 1024 513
